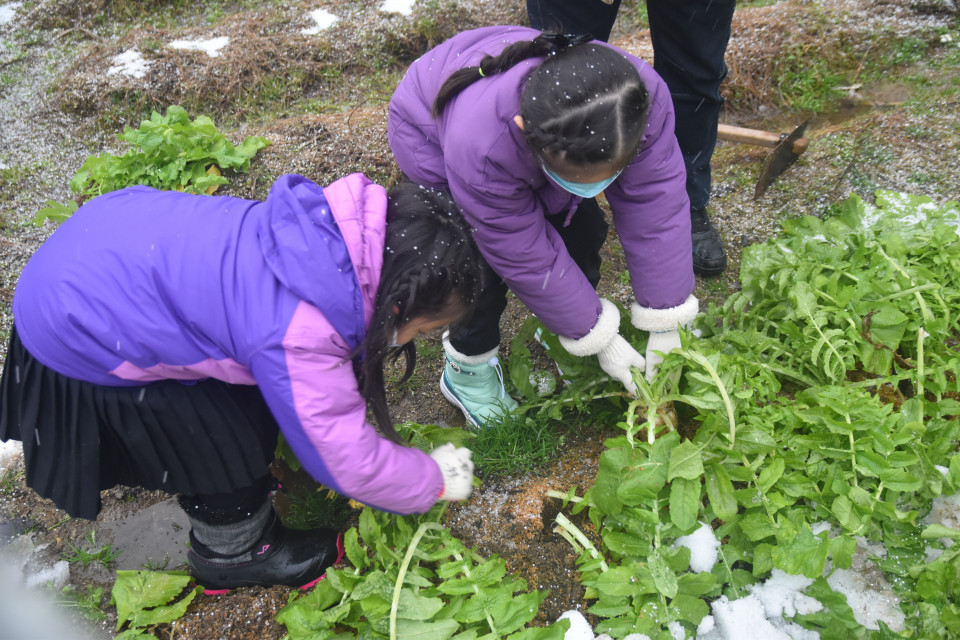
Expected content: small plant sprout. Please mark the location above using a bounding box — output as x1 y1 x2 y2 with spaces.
61 530 122 569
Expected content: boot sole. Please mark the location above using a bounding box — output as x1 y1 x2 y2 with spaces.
439 373 480 429
693 263 727 277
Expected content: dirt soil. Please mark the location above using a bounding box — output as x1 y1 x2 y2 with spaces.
1 0 959 638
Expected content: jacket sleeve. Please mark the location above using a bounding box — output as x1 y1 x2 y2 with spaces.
603 71 696 311
445 128 604 340
248 302 444 514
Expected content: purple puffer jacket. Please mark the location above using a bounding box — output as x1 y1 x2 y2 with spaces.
12 173 442 514
389 26 694 339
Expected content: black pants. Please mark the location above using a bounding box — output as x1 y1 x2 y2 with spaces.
527 0 736 209
450 198 608 355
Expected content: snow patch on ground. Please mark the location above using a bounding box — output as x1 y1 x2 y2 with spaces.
168 36 230 57
559 610 594 640
3 535 70 591
1 547 97 639
825 537 905 632
0 2 20 26
380 0 416 16
107 50 151 79
747 569 823 618
673 522 720 573
926 490 960 532
922 490 960 559
702 594 796 640
0 438 22 476
302 8 339 34
557 610 655 640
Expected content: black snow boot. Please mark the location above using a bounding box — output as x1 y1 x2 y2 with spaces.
690 207 727 276
187 510 343 593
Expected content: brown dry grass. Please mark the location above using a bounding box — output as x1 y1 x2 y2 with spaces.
52 0 526 127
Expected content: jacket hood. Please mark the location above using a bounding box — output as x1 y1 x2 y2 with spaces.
258 174 387 350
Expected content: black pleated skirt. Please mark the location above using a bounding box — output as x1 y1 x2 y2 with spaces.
0 326 279 520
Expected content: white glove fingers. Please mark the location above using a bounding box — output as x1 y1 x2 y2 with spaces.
430 443 475 502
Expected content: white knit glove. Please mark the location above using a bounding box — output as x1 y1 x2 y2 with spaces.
644 329 682 381
558 298 646 395
430 443 474 501
631 294 699 381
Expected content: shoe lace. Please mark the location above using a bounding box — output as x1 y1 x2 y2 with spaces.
487 356 507 400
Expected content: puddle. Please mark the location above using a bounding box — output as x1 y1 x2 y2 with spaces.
101 498 190 571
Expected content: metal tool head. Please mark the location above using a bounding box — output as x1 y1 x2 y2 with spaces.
754 119 810 199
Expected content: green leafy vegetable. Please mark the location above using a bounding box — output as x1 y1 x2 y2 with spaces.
110 570 202 637
35 105 269 225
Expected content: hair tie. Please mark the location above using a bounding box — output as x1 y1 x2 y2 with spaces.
538 32 594 55
477 66 486 77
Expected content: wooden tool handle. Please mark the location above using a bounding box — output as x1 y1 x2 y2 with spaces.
717 124 809 154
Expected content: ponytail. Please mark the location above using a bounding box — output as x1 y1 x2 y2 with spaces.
431 32 593 118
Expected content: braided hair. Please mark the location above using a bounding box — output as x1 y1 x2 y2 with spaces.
358 182 482 444
432 32 649 170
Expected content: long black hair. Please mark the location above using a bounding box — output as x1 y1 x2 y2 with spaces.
432 32 649 169
357 182 482 444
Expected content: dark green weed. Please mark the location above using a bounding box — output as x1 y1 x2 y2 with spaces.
471 410 567 478
284 488 351 531
51 585 107 622
61 530 121 569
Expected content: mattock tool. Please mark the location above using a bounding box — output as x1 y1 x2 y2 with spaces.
716 120 811 199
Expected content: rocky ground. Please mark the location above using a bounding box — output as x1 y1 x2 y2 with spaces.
1 0 959 638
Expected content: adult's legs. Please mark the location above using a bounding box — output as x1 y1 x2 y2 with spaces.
647 0 736 275
647 0 735 211
526 0 621 41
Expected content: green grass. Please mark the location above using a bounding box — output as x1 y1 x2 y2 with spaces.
284 488 352 531
415 337 444 362
697 275 735 299
774 48 848 113
51 585 107 622
0 467 24 494
140 556 171 571
60 530 122 569
471 411 567 478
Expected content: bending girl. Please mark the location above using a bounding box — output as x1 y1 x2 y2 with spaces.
388 26 699 428
0 175 481 591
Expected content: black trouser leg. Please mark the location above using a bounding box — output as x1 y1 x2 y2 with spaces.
449 198 609 355
550 197 608 289
526 0 622 41
647 0 735 210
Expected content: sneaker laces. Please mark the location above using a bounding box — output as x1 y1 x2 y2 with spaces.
487 356 507 400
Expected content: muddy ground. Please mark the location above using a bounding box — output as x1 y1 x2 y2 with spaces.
1 0 959 638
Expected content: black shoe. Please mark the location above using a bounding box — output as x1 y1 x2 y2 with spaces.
691 207 727 276
188 512 343 593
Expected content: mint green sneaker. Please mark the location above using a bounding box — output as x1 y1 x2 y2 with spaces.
440 341 519 429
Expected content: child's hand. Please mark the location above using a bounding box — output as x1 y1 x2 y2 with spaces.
558 298 646 395
430 443 475 501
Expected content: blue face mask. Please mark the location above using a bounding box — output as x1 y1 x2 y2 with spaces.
542 165 622 198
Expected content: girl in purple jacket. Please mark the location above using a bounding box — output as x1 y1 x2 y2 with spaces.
0 175 482 591
388 27 699 428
